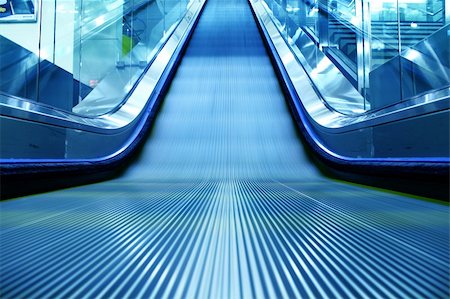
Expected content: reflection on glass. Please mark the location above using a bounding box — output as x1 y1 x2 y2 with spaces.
260 0 449 113
367 0 448 109
0 0 193 116
305 0 319 34
328 0 356 24
0 0 37 22
398 0 447 97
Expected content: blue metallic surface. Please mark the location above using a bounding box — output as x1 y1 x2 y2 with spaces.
0 0 449 297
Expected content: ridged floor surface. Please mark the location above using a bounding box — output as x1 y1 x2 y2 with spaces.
1 0 449 297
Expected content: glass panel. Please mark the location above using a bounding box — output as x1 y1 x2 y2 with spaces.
0 0 193 116
327 0 358 68
284 0 318 38
262 0 365 114
260 0 450 114
305 0 319 35
398 0 448 101
366 0 448 110
0 20 40 103
73 0 165 116
365 0 402 110
0 0 41 103
267 0 288 38
329 0 357 23
165 0 183 31
368 1 400 68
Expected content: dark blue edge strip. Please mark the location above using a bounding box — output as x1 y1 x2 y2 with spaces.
248 0 449 200
0 2 208 199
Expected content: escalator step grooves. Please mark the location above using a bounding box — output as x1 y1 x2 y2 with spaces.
0 0 448 297
1 180 449 298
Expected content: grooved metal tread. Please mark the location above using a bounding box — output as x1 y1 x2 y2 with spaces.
0 0 449 297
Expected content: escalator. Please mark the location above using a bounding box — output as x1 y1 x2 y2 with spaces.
1 0 449 297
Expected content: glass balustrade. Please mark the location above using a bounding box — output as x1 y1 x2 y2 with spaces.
0 0 192 116
1 0 448 117
261 0 449 114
